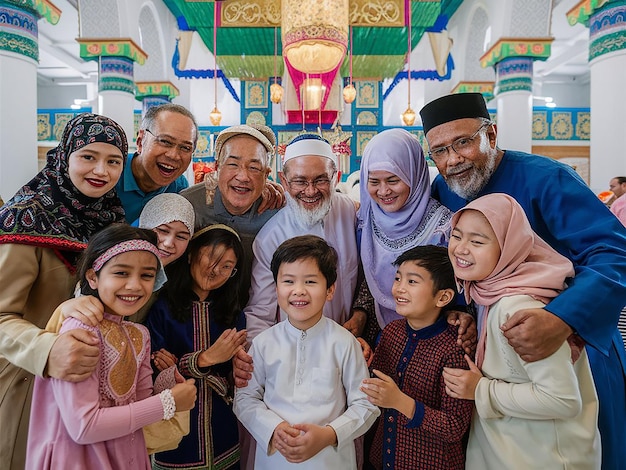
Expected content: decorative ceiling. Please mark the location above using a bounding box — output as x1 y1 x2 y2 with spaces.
163 0 463 79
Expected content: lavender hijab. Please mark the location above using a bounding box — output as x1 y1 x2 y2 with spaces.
358 128 452 327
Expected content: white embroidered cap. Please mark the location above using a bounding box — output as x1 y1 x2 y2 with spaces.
283 134 338 166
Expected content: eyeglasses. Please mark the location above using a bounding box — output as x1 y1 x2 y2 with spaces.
212 264 237 278
427 122 492 161
145 129 194 156
286 176 333 191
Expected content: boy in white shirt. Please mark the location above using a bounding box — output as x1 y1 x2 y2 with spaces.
234 235 379 469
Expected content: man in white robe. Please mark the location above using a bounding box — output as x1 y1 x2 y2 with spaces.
243 134 359 343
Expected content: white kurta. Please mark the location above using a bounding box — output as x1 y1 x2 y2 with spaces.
467 295 601 470
244 192 358 341
233 316 379 470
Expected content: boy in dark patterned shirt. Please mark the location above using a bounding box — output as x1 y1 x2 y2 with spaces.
361 245 473 469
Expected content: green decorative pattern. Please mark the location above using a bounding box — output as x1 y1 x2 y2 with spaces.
451 81 495 101
480 39 552 68
496 76 533 94
590 30 626 60
99 76 135 94
135 82 179 101
0 31 37 60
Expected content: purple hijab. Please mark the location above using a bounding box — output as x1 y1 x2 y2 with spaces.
358 128 452 327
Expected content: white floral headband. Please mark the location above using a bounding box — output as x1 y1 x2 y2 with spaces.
92 239 167 291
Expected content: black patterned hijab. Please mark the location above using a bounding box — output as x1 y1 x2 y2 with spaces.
0 113 128 271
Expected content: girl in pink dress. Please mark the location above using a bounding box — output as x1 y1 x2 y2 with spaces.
26 224 197 469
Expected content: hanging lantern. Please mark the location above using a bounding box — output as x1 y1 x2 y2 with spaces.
210 3 221 126
343 83 356 104
282 0 348 74
343 25 356 104
270 27 284 104
402 3 414 127
210 106 222 126
402 107 416 126
270 82 284 104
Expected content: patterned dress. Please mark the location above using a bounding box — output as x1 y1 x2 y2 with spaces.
146 297 245 470
368 317 473 470
26 314 164 469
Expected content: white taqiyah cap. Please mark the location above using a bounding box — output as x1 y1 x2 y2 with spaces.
283 134 338 166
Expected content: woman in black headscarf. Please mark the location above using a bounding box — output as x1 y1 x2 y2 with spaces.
0 112 128 470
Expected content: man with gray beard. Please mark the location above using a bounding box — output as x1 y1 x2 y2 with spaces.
422 92 626 470
241 134 359 344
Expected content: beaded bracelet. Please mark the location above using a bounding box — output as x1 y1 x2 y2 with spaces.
159 389 176 420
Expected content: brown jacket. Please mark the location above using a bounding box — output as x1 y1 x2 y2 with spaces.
0 244 76 470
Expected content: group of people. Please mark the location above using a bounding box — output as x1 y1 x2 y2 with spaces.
0 93 625 470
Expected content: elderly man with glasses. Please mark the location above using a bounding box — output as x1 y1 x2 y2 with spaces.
422 92 626 470
240 134 359 345
181 124 283 306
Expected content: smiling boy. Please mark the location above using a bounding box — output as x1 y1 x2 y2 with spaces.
361 245 473 470
233 235 379 469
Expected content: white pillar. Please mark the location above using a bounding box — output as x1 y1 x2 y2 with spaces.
0 1 47 200
588 4 626 192
99 91 136 144
0 52 38 199
495 91 532 153
493 57 533 153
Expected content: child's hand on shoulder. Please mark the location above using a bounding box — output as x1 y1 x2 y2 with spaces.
273 422 337 463
59 295 105 327
443 354 482 400
361 370 415 418
171 378 197 412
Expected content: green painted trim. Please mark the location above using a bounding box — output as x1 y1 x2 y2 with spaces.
135 82 180 101
99 76 135 94
0 31 38 60
566 0 611 26
590 29 626 60
496 76 533 94
78 40 148 65
481 39 552 68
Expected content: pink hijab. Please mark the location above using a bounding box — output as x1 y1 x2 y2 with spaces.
451 194 575 365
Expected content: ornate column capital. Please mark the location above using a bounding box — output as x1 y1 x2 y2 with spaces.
450 81 495 102
77 38 148 65
3 0 60 24
567 0 611 26
0 0 60 61
589 1 626 61
480 37 553 69
135 81 180 101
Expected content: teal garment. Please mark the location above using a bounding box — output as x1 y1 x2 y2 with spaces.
116 153 189 225
432 149 626 470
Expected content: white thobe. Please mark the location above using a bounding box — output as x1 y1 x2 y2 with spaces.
233 316 379 469
245 192 359 341
468 295 601 470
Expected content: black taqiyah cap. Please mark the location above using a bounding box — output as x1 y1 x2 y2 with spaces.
419 93 490 135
